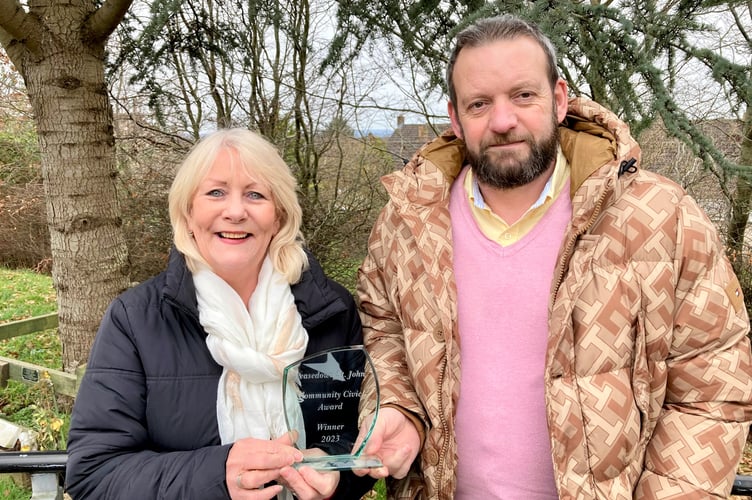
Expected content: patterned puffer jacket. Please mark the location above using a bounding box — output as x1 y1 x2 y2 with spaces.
357 97 752 499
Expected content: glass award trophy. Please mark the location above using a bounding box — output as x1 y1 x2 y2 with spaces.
282 345 383 471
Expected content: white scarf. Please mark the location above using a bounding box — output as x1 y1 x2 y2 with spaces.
194 257 308 450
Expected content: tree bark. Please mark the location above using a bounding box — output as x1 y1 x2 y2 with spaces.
0 0 134 371
727 105 752 263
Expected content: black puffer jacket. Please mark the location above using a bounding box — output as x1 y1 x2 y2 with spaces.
66 249 375 499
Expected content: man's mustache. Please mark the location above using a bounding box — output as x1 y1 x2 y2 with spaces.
482 135 528 148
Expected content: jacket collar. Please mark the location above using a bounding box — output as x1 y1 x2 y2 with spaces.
163 248 200 318
291 249 348 330
162 247 346 331
384 97 640 203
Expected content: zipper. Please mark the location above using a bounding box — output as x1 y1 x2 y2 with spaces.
435 350 450 498
551 182 611 301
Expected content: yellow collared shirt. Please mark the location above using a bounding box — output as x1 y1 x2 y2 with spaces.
465 147 570 246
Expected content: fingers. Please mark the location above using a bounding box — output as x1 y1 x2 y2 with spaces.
352 463 389 479
382 444 416 479
353 408 420 479
352 413 377 454
274 430 298 447
228 437 303 471
230 470 282 500
230 470 283 500
226 436 305 499
279 465 339 500
352 414 389 479
236 469 282 489
352 413 387 478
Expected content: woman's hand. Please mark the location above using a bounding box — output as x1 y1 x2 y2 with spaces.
278 448 339 500
226 432 303 499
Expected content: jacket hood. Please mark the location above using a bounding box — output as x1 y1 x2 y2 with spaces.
382 97 641 204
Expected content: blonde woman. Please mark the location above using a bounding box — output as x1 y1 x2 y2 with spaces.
66 129 374 500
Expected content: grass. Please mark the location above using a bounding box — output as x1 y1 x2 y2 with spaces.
0 267 57 320
0 267 62 499
0 267 59 367
0 476 31 500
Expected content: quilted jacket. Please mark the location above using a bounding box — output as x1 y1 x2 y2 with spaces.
66 249 375 499
357 97 752 499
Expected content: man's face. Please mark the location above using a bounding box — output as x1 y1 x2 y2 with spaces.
448 36 568 189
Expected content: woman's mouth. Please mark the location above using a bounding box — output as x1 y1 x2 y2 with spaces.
218 232 250 240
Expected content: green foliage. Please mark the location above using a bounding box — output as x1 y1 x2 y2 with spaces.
0 377 69 451
320 254 364 295
0 475 30 500
0 267 56 322
362 479 386 499
0 120 40 186
329 0 748 171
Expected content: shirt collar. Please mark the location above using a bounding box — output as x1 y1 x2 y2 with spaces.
469 146 568 213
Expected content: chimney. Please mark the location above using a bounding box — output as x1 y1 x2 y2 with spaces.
397 115 405 128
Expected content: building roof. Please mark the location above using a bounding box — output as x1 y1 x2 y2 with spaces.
385 116 451 168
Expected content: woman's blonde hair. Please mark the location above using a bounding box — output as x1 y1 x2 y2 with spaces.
168 128 308 283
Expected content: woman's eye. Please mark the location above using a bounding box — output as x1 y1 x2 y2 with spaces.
207 189 224 197
247 191 265 200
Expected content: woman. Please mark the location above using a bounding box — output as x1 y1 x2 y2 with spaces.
65 129 375 500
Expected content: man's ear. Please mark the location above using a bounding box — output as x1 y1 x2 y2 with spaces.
448 101 464 139
554 79 568 124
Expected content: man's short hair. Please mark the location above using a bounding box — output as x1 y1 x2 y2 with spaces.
446 14 560 106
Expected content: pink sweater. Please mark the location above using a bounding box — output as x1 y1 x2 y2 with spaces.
451 167 570 499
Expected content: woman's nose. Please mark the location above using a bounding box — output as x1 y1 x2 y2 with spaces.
223 194 247 221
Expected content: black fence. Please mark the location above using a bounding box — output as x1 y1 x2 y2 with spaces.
0 451 750 498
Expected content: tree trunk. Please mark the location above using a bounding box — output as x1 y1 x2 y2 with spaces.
727 105 752 265
0 0 133 371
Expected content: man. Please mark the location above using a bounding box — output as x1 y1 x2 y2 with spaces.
354 14 752 499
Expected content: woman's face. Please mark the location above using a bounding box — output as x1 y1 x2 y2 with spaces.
187 148 279 282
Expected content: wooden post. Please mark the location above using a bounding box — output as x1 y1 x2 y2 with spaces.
0 313 58 341
0 356 77 398
0 360 8 388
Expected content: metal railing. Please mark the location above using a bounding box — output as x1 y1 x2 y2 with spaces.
1 315 751 498
0 451 750 498
0 451 66 499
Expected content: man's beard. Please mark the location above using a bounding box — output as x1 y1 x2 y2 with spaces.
467 118 559 190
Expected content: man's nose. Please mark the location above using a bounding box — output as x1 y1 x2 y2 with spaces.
488 100 518 134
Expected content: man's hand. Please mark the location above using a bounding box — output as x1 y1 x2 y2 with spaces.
353 407 421 479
